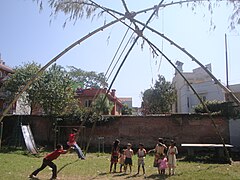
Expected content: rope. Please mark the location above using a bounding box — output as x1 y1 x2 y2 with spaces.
105 23 132 79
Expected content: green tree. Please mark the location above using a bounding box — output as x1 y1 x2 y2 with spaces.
141 75 176 115
91 94 114 115
68 66 108 89
122 104 132 115
194 100 240 118
3 62 77 116
38 64 75 116
2 62 42 114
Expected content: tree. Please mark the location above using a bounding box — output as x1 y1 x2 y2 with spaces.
141 75 176 115
194 100 240 118
2 62 42 114
68 66 108 89
38 64 76 116
36 0 240 31
121 104 132 115
91 94 114 115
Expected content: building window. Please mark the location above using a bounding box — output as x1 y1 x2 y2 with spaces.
85 100 92 107
202 96 206 102
187 97 190 108
0 71 2 78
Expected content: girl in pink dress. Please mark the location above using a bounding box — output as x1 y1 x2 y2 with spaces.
158 154 168 175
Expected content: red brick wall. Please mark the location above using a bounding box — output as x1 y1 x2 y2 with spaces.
2 114 229 150
86 114 230 149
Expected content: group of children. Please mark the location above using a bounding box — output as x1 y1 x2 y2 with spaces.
110 139 147 175
28 130 178 179
110 138 178 176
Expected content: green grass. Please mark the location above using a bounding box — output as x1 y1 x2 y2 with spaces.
0 150 240 180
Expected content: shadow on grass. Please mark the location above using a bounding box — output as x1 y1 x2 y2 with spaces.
57 159 79 174
178 154 231 164
147 174 169 180
0 146 42 158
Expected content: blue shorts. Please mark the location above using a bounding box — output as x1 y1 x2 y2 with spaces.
124 157 132 165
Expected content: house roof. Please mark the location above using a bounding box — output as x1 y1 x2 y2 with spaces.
76 88 123 107
0 63 14 73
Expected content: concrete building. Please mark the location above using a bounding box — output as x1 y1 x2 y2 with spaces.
118 97 132 108
172 61 225 113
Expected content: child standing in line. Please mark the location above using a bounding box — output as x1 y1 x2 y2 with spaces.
158 154 168 175
110 139 120 173
167 140 178 175
29 144 68 180
67 128 85 159
124 143 134 174
119 148 125 173
137 143 147 176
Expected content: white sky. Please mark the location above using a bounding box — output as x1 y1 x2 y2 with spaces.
0 0 239 107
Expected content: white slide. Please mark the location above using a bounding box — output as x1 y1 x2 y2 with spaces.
21 125 38 154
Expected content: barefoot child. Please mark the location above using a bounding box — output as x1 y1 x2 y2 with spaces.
29 144 68 180
110 139 120 173
124 143 134 173
119 148 125 173
167 140 178 175
137 143 147 175
158 154 168 175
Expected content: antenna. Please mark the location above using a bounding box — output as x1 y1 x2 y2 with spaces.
225 34 229 89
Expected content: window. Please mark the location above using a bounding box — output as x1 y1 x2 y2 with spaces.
202 96 206 102
85 100 92 107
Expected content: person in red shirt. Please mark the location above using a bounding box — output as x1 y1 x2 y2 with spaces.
29 144 68 180
67 128 85 159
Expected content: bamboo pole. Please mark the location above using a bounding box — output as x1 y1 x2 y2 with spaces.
0 17 125 123
91 0 232 164
132 18 240 106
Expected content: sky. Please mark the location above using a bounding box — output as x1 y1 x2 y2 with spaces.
0 0 239 107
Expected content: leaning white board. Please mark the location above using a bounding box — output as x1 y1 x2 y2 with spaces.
21 125 38 154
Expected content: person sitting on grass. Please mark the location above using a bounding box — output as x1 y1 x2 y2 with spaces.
29 144 68 180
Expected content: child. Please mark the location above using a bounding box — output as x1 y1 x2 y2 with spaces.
67 128 85 159
167 140 178 175
119 148 125 173
158 154 168 175
124 143 134 173
137 143 147 175
29 144 68 180
110 139 120 173
148 138 167 168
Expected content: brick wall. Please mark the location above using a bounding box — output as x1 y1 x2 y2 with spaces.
2 114 229 150
87 114 230 149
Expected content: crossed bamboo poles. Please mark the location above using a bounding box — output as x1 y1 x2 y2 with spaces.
1 0 238 163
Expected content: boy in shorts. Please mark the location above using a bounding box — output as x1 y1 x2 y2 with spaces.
137 143 147 175
124 143 134 173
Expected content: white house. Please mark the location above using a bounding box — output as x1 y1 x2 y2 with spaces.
172 61 225 113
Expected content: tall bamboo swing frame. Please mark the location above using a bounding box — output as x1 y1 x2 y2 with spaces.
1 0 239 163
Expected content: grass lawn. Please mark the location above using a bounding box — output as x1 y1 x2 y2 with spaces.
0 150 240 180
